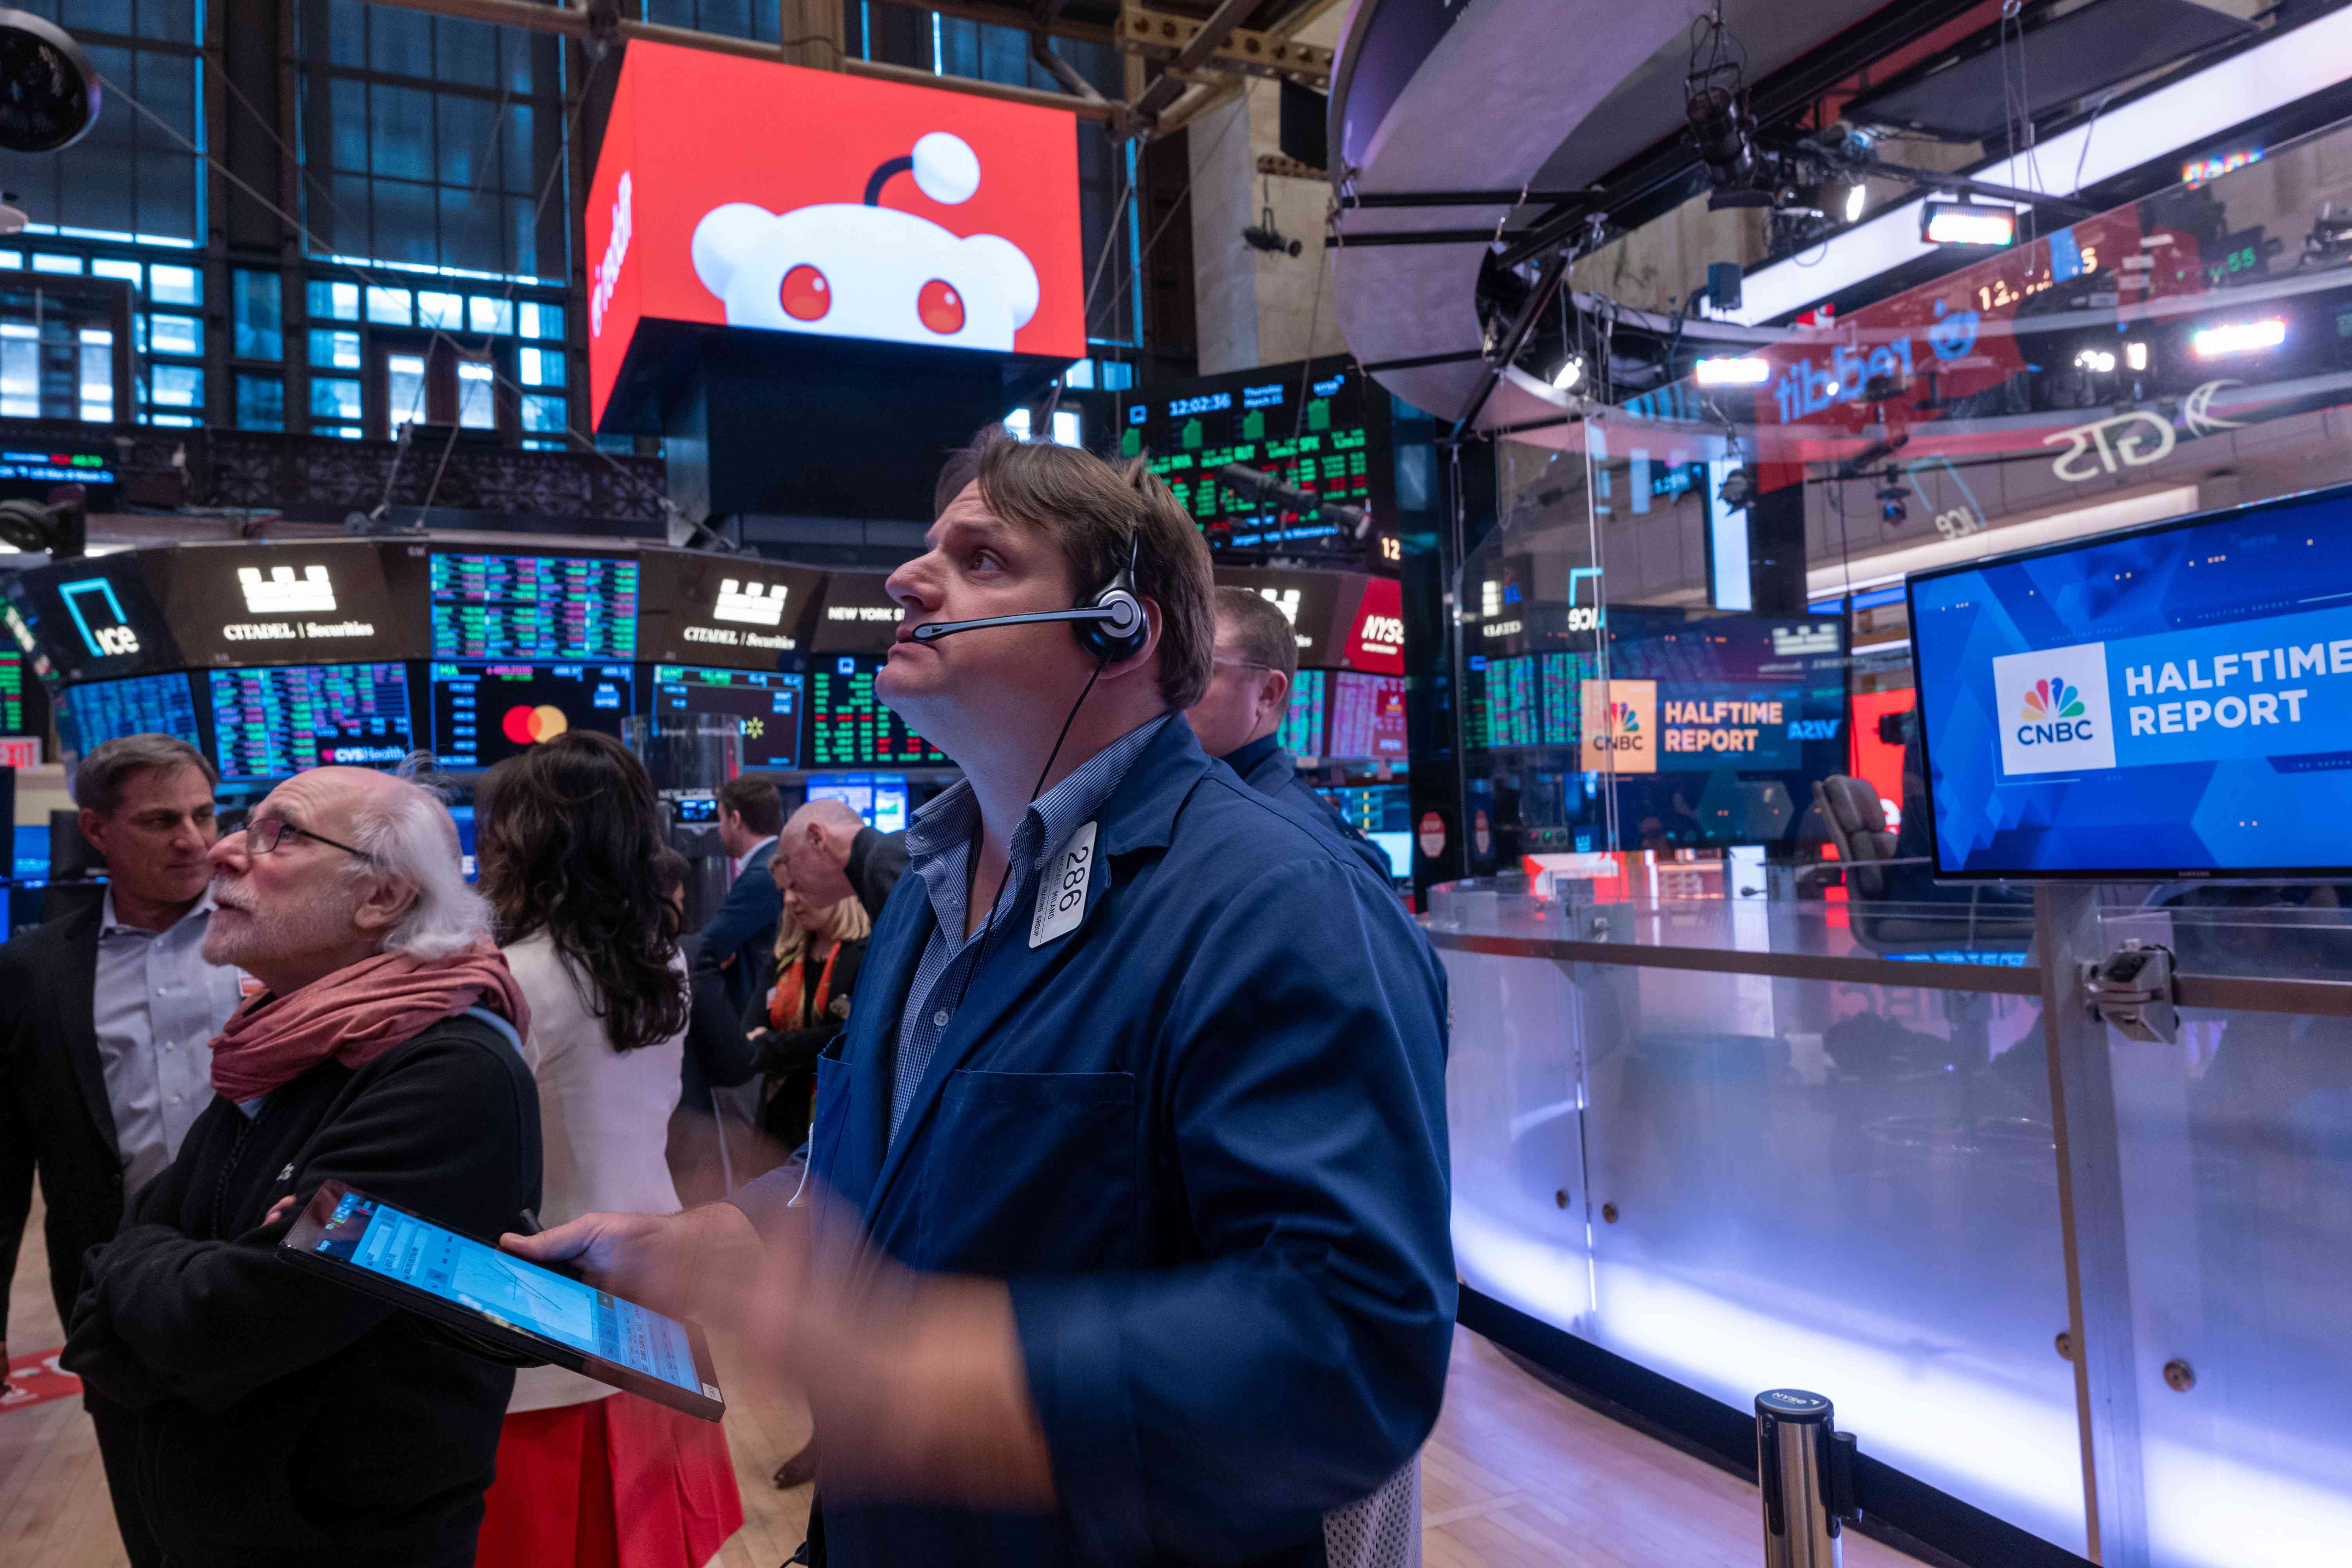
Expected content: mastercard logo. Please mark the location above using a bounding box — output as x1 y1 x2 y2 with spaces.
501 704 571 746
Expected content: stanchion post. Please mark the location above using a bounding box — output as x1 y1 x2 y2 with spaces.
1756 1388 1859 1568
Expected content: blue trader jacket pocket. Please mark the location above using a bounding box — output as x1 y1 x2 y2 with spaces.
918 1070 1139 1276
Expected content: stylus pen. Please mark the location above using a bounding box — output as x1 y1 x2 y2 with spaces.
517 1209 543 1235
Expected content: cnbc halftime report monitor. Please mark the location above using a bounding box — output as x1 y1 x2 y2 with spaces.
1908 483 2352 879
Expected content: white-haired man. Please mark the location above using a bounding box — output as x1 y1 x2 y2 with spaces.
65 766 541 1568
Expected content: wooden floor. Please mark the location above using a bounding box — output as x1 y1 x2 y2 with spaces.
5 1194 1922 1566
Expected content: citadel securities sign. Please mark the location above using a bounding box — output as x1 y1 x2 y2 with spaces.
584 42 1085 426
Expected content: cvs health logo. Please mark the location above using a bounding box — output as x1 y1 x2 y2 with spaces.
1994 644 2116 775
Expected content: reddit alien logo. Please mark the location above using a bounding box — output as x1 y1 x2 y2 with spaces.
690 131 1041 351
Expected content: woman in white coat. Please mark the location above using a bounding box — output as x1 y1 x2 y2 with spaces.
471 731 743 1568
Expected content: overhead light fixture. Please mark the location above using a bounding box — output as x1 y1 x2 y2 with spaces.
2125 341 2149 371
2074 348 2116 374
1920 200 2016 247
1550 354 1584 391
2192 318 2285 358
1843 182 1866 224
1694 355 1770 387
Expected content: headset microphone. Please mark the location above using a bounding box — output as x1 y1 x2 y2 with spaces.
907 529 1149 662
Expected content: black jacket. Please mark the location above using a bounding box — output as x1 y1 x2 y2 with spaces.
744 935 869 1147
63 1010 541 1568
0 903 125 1335
846 827 909 919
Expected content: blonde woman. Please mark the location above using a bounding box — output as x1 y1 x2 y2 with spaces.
744 858 872 1154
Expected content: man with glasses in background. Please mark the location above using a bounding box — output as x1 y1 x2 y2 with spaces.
1185 585 1394 880
65 765 540 1568
0 735 244 1568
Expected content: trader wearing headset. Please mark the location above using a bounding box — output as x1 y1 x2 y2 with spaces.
509 428 1452 1567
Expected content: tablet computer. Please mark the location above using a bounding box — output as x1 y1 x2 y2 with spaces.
281 1180 724 1422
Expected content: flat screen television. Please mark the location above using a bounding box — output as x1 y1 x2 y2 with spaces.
428 661 634 772
1908 482 2352 879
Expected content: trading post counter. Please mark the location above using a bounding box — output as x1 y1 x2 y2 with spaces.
1431 879 2352 1568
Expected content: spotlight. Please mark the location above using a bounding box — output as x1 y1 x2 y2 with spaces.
2074 348 2117 374
1693 355 1769 387
1241 199 1301 257
1843 182 1866 224
0 13 99 153
2125 341 2149 371
1550 354 1584 392
1920 200 2016 247
2192 318 2285 358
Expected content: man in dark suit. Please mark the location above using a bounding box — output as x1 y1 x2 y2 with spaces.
0 734 246 1568
699 773 785 1012
1186 586 1397 882
775 795 908 921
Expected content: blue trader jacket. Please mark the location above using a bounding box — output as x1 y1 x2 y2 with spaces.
1220 730 1398 883
733 717 1454 1566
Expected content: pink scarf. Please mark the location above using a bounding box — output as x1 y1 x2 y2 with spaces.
209 940 531 1102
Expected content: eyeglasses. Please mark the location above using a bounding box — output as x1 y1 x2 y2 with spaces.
245 815 376 864
1212 657 1277 673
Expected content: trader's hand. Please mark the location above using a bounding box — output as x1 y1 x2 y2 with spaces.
501 1204 763 1328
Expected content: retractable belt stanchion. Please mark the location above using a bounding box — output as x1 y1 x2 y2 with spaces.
1755 1388 1861 1568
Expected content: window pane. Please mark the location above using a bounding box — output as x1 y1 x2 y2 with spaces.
521 392 566 432
232 269 283 360
365 285 412 325
309 328 361 370
321 424 363 440
519 300 564 340
387 354 426 429
456 360 495 428
309 279 360 321
468 296 512 335
367 83 435 182
519 345 565 388
149 314 202 357
79 328 114 423
151 364 203 408
31 254 83 274
234 373 285 431
92 258 142 290
149 263 200 304
0 252 19 269
310 376 361 421
417 289 463 329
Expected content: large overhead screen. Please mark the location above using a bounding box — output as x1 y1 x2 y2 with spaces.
1911 482 2352 878
1122 360 1397 566
209 662 416 783
808 653 948 768
637 554 822 668
584 40 1085 425
423 550 640 661
149 542 415 666
5 555 179 682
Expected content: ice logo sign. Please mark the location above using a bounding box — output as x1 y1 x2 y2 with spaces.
691 131 1040 352
60 578 139 659
1994 643 2115 775
238 565 336 615
712 579 786 627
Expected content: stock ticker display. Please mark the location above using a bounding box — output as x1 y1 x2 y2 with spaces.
808 655 948 768
652 665 804 770
429 662 634 771
0 650 26 735
59 673 201 754
1118 360 1389 563
208 663 415 783
1328 672 1408 762
428 554 640 661
1278 668 1327 756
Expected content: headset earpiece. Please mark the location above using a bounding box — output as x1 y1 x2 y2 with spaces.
1075 528 1149 662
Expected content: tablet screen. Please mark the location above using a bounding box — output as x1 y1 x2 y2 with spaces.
309 1189 705 1398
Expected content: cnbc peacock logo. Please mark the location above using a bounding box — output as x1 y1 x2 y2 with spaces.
1595 699 1645 755
1994 645 2115 775
2021 677 2085 731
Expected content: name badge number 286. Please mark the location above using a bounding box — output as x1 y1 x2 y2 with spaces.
1030 821 1098 948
